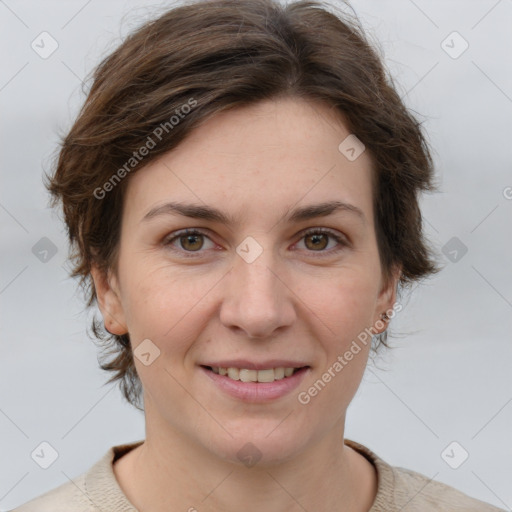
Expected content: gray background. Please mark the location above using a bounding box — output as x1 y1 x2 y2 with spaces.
1 0 511 510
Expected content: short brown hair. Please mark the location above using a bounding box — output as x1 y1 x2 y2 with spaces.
47 0 441 410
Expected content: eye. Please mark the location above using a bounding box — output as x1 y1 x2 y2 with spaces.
162 227 348 258
294 228 348 255
163 229 216 256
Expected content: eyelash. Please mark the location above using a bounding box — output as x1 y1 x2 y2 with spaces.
162 228 348 258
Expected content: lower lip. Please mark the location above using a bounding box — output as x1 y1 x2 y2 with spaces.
200 366 310 403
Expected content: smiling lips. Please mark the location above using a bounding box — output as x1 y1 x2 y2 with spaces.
201 360 310 384
201 363 310 402
206 366 302 383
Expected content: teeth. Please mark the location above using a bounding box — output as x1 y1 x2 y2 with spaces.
239 369 257 382
253 369 274 383
274 367 285 379
227 367 239 380
211 366 301 382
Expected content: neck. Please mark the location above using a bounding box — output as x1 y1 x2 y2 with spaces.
113 410 376 512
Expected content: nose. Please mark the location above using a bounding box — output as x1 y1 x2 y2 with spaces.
219 247 296 339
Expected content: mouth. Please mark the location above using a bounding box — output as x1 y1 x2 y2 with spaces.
199 364 311 402
200 365 309 384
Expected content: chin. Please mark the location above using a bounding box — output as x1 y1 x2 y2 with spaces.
206 426 310 468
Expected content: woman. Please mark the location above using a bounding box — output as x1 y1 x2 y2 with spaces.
11 0 505 510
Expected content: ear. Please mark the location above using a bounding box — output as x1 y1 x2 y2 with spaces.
372 264 401 333
90 264 128 335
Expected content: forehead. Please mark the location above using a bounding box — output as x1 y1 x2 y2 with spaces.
123 97 375 226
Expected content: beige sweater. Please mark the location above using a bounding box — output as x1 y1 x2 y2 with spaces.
9 438 506 511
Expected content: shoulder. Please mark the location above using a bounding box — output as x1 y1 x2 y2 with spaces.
344 439 506 512
7 441 142 512
6 473 93 512
391 465 506 511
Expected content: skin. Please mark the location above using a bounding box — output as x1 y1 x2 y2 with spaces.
92 97 400 512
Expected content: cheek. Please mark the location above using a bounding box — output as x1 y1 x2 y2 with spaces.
301 277 375 414
301 267 379 339
120 263 218 346
121 270 210 391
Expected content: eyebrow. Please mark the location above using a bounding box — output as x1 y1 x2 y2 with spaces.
142 200 366 225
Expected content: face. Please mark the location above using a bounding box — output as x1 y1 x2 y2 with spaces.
93 97 399 466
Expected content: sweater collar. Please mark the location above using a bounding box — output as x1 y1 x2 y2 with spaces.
84 438 396 511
